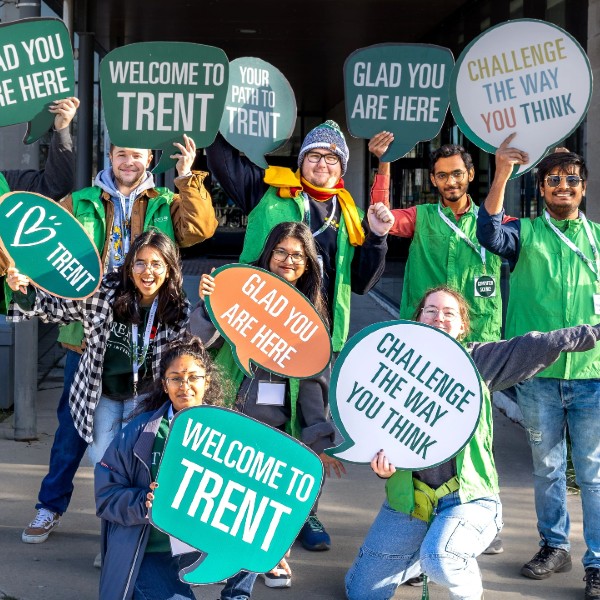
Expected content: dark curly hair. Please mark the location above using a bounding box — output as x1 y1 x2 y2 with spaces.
253 222 330 328
536 151 588 188
109 229 187 325
132 336 224 416
430 144 474 173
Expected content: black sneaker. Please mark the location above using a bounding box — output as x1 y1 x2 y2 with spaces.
404 574 424 587
585 567 600 600
521 544 572 579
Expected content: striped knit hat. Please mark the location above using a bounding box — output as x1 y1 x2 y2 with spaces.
298 120 349 175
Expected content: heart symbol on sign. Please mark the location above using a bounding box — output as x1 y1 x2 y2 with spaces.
12 205 59 248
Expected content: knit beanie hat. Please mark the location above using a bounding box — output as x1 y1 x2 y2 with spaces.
298 120 349 176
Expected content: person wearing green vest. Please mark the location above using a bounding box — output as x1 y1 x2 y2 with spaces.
345 285 600 600
0 97 79 308
21 135 219 565
368 131 514 343
477 135 600 600
192 221 348 588
206 122 393 553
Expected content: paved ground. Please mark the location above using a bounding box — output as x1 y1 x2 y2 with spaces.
0 279 589 600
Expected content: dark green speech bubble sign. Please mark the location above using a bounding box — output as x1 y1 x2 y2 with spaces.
100 42 229 173
150 406 324 585
219 57 297 169
345 44 454 161
0 18 75 144
0 192 101 299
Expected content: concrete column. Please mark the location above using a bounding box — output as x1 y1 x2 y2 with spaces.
586 0 600 221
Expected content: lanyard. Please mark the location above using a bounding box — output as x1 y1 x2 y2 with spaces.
437 202 486 268
116 191 132 256
131 297 159 396
544 210 600 283
302 193 337 238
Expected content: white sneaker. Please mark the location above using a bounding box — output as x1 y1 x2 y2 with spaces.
93 552 102 568
260 568 292 588
22 508 60 543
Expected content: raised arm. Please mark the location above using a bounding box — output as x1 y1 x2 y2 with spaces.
470 324 600 392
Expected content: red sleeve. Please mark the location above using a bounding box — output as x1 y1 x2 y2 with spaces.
388 206 417 238
370 173 390 207
501 213 518 223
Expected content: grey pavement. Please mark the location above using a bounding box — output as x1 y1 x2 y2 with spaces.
0 286 589 600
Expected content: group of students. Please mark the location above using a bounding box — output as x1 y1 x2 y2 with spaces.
3 98 599 600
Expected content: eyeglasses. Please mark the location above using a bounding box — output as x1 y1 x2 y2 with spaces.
132 260 166 275
545 174 582 188
165 375 206 388
272 248 306 264
434 170 467 183
305 152 340 165
421 307 460 321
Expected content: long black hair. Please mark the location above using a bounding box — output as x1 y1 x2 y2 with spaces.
109 230 187 325
132 336 224 416
253 222 329 328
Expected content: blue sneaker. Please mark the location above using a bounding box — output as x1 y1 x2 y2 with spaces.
298 515 330 551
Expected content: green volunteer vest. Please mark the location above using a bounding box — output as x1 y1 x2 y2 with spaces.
506 215 600 380
399 202 503 342
386 378 498 514
57 185 176 347
239 185 357 352
0 173 9 195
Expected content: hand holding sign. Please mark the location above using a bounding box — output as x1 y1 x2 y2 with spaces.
219 57 297 169
150 406 324 584
204 265 331 379
0 18 75 143
327 321 482 470
0 192 101 299
345 44 454 161
450 19 592 177
100 42 229 173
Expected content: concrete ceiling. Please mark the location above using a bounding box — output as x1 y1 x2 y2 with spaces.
78 0 468 114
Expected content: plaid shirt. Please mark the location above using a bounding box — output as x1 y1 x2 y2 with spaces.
9 279 190 443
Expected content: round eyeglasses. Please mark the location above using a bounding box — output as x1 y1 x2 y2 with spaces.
132 260 166 275
305 152 340 165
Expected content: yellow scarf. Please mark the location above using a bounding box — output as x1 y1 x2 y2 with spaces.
264 166 365 246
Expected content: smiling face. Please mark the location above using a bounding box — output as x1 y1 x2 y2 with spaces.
541 165 586 220
300 149 342 189
131 245 168 305
163 354 208 412
417 290 466 340
430 155 474 207
110 146 152 194
268 236 307 285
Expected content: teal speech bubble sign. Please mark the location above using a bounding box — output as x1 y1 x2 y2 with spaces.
0 18 75 144
326 321 482 470
450 19 593 178
150 406 324 585
0 192 102 299
219 57 297 169
100 42 229 173
344 44 454 161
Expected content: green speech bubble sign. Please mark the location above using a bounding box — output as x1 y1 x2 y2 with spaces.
450 19 593 178
327 320 482 470
219 57 297 169
0 192 101 299
344 43 454 161
150 406 324 585
100 42 229 173
0 18 75 144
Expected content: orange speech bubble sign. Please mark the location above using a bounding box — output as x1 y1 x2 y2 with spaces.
205 264 332 378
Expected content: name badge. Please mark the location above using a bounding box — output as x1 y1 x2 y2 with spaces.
593 294 600 315
257 381 286 406
474 275 496 298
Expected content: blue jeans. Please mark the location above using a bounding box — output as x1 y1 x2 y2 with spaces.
516 377 600 568
134 552 257 600
36 349 88 515
88 395 136 466
345 493 501 600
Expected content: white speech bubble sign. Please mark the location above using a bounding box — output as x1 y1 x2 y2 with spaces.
328 321 482 470
450 19 592 177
